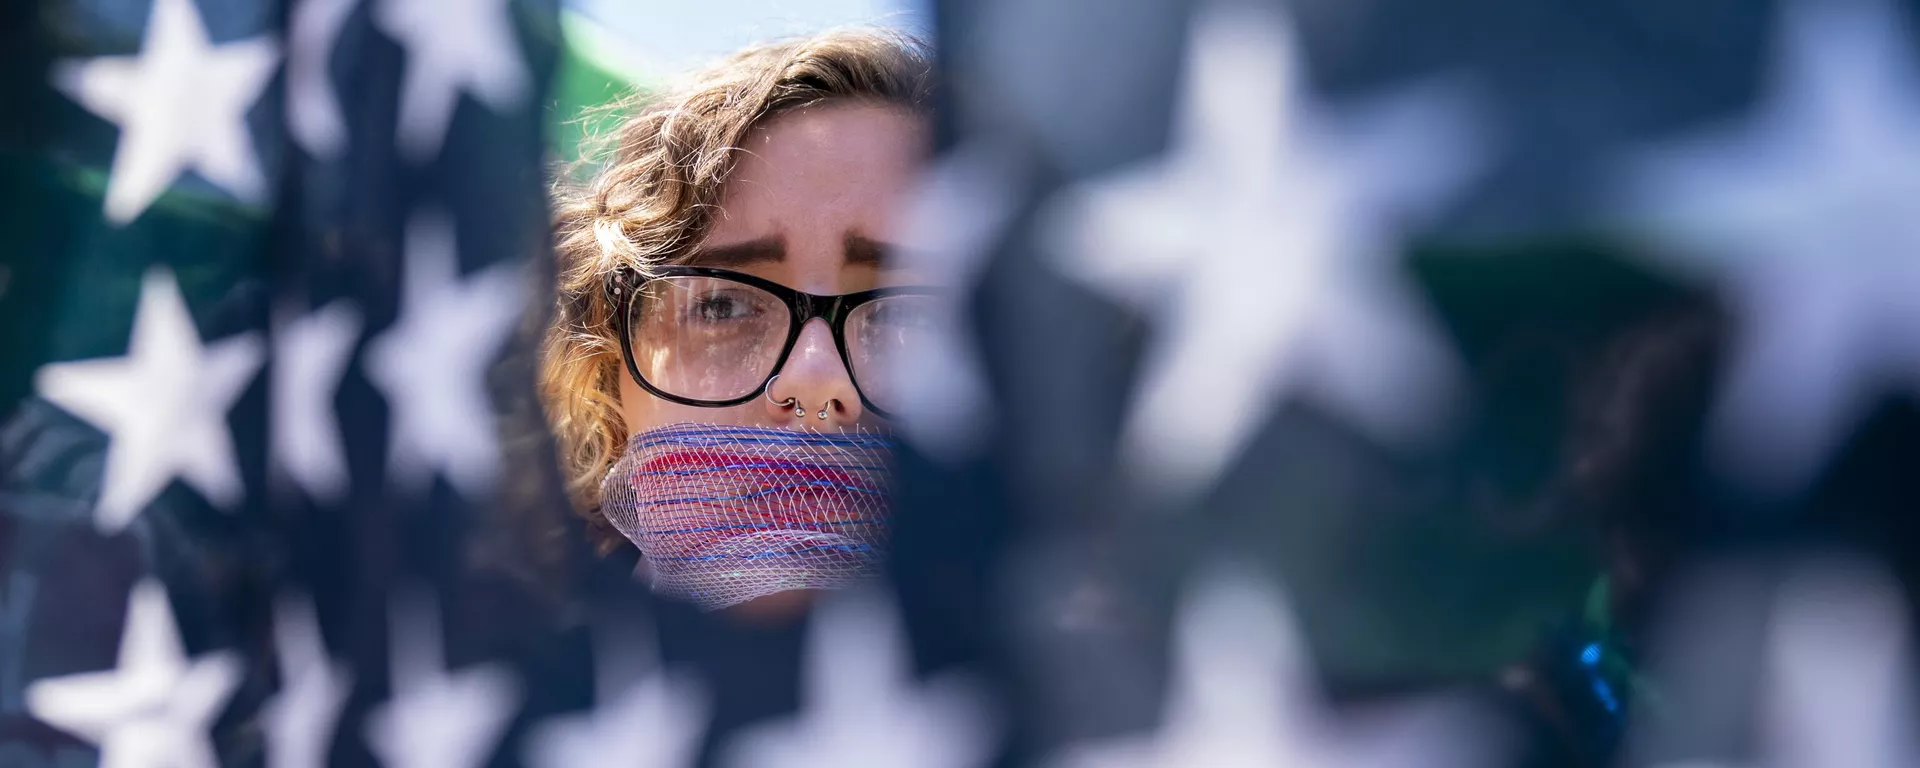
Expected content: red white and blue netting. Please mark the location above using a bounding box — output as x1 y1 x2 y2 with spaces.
600 423 895 610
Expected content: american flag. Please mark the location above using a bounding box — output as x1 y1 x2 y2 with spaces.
3 0 1919 766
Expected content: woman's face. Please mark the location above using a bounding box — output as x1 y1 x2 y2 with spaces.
616 102 929 436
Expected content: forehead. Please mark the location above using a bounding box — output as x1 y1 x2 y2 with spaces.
708 102 927 242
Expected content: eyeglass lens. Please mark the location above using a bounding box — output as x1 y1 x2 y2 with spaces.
628 275 940 412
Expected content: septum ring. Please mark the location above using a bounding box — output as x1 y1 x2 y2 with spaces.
762 375 838 420
764 375 804 419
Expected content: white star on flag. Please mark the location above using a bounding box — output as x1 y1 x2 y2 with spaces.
363 210 525 500
364 587 521 768
524 620 709 768
1040 0 1486 500
261 594 351 768
272 300 361 503
287 0 358 159
721 589 999 768
24 579 243 768
1634 559 1920 768
34 267 263 533
1747 562 1920 768
1615 0 1920 497
888 142 1024 462
373 0 531 161
51 0 279 225
1050 564 1501 768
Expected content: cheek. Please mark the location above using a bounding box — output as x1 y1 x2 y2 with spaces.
616 374 763 433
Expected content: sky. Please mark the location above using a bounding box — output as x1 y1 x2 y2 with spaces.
567 0 932 79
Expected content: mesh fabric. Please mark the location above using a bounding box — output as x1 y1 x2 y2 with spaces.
600 423 895 610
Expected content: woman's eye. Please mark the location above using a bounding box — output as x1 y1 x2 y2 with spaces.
689 292 758 323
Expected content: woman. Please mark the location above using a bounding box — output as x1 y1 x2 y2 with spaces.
541 28 936 618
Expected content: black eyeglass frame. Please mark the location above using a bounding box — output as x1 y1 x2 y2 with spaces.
607 265 942 418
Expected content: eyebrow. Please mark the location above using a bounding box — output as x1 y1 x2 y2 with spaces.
685 237 785 268
843 234 894 267
684 234 900 268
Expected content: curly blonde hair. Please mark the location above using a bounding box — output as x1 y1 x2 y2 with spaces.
541 27 934 552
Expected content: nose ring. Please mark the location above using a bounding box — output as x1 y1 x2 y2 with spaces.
817 400 837 420
764 375 805 419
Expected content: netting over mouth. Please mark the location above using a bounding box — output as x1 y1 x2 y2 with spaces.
600 423 895 611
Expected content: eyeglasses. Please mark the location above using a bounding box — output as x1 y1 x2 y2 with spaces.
608 265 945 418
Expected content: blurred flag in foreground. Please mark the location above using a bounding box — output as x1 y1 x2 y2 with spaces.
0 0 601 765
3 0 1920 766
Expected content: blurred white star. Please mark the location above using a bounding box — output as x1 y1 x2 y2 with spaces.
721 589 999 768
24 579 243 768
1636 559 1920 768
51 0 278 224
888 141 1023 462
34 267 263 533
1040 1 1485 500
365 587 520 768
363 210 525 499
271 300 361 503
287 0 357 158
1616 0 1920 496
262 594 351 768
1051 564 1501 768
524 620 709 768
1753 562 1920 768
373 0 531 161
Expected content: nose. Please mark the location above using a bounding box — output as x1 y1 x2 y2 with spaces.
764 318 865 428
